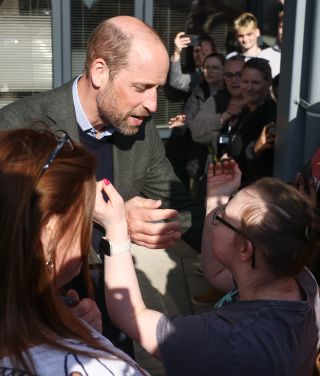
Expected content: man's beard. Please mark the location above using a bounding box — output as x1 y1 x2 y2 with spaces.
96 86 140 136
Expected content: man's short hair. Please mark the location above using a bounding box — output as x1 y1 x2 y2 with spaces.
234 12 258 32
84 18 162 80
84 20 131 79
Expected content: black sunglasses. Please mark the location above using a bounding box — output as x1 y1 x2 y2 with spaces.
213 205 256 268
41 130 73 176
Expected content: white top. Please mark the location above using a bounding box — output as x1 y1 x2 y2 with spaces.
0 326 148 375
258 44 281 78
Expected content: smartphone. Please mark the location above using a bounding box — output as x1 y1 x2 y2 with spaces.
181 34 200 47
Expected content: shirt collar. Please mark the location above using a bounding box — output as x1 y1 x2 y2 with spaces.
72 75 115 139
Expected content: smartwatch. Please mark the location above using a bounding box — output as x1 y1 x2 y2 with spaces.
99 237 131 257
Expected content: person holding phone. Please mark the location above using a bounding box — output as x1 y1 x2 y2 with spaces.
169 32 216 93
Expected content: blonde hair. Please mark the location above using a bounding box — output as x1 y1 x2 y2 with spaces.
234 12 258 32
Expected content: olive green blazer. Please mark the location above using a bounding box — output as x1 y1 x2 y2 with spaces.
0 79 204 250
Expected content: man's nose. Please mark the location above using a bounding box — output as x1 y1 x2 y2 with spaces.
143 89 158 113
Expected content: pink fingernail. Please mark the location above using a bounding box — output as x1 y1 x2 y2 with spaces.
103 178 110 185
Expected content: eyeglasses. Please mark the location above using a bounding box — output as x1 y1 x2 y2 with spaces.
41 130 73 176
223 71 241 79
212 205 256 268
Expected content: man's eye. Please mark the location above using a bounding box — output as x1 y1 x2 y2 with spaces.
135 86 145 93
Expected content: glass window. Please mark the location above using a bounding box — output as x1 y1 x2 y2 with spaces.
70 0 134 77
0 0 52 109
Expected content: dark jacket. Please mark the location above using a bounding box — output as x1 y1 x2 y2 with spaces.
221 96 277 185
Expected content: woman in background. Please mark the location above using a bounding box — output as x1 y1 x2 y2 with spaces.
216 57 277 185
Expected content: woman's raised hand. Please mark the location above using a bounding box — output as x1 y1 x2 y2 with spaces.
93 179 128 243
206 160 241 212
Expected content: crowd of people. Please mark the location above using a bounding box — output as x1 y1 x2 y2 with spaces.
166 11 282 201
0 9 319 376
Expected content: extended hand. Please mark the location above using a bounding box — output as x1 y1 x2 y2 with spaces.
294 172 317 209
206 160 241 212
94 179 128 243
168 114 186 128
254 122 276 154
125 196 181 249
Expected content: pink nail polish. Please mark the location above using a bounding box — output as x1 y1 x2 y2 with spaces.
103 178 110 185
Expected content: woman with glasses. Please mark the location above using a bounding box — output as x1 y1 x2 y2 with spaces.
100 160 319 375
188 55 246 158
0 128 148 375
218 57 277 185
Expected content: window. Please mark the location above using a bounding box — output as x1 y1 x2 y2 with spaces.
0 0 52 109
70 0 134 77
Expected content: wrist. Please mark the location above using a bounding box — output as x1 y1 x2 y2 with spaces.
172 51 181 61
100 237 131 257
206 195 230 214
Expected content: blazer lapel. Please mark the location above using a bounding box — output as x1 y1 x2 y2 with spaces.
45 80 80 143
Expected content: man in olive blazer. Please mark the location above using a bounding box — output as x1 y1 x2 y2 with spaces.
0 16 204 356
0 78 200 233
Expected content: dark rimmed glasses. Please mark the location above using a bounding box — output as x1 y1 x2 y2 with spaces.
40 130 74 176
223 71 242 79
212 204 256 268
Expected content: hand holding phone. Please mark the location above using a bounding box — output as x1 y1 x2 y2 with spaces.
181 34 200 47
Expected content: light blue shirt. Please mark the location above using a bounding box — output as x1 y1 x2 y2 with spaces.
72 76 115 139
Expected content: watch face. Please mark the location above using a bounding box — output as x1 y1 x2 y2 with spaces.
99 237 110 256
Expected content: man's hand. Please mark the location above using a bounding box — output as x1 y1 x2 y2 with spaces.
66 289 102 333
125 196 181 249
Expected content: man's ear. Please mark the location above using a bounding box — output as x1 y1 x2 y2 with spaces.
40 215 59 251
255 28 261 38
90 58 109 89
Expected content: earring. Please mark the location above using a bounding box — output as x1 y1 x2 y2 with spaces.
45 251 54 272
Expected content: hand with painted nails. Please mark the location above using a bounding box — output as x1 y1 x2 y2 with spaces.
94 179 128 243
206 160 241 213
124 196 181 249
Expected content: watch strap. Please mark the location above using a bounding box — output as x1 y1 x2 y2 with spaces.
99 237 131 256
